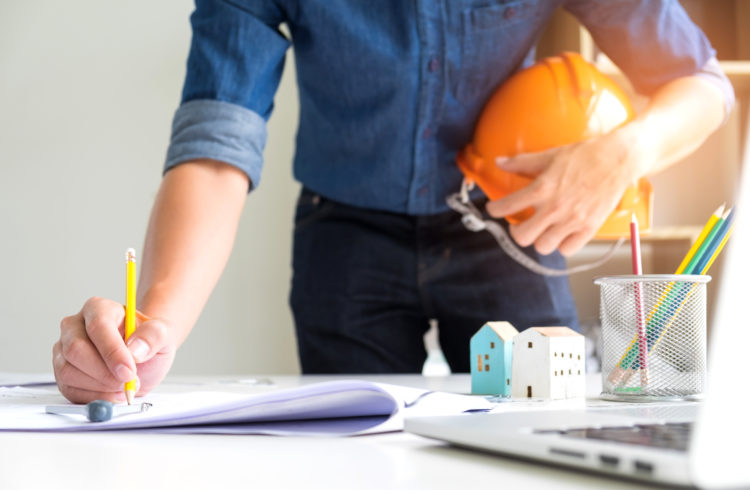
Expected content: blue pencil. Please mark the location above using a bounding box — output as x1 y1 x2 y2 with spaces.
690 208 735 274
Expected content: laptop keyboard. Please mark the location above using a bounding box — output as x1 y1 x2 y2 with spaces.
538 422 693 451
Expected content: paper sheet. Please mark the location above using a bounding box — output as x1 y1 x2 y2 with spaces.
0 373 56 388
0 380 494 436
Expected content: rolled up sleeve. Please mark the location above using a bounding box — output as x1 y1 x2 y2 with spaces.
565 0 734 123
566 0 715 94
696 57 735 124
165 99 267 188
164 0 291 190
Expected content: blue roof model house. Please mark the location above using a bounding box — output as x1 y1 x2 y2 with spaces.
470 321 519 396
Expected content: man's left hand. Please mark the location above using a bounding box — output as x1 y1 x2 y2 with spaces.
485 134 637 257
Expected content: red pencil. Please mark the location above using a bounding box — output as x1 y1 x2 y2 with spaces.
630 214 648 386
630 213 643 275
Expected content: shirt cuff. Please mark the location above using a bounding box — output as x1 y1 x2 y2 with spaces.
164 99 267 190
695 57 736 126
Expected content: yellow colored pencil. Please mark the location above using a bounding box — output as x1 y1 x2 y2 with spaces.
124 248 137 405
675 204 724 274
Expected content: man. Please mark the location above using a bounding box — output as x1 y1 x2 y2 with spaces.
54 0 732 403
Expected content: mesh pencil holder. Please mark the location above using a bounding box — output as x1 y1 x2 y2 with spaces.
595 274 710 401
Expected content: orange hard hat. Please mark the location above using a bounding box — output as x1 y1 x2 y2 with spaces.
456 52 652 239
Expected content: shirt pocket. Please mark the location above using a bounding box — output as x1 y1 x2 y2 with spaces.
451 0 539 104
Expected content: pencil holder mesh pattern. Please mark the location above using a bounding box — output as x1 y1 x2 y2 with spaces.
595 275 710 401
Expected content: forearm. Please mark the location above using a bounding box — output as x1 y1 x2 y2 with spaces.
137 159 249 346
614 74 727 181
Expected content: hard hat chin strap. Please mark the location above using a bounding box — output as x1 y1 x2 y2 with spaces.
446 180 624 277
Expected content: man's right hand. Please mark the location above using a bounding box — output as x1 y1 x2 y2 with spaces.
53 296 176 403
52 160 250 403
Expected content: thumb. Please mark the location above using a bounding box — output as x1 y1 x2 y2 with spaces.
496 147 559 177
126 316 170 364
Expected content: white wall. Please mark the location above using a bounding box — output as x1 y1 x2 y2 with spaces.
0 1 301 375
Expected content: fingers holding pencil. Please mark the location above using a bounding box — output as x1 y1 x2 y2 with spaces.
126 317 177 397
53 296 175 403
54 297 137 403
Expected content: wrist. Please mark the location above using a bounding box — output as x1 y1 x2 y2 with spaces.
607 119 658 182
137 283 194 348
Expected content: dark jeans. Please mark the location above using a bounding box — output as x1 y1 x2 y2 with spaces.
290 188 578 374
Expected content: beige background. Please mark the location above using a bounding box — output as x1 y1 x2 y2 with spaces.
0 1 742 376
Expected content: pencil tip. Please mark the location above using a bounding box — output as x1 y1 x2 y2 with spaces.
125 390 134 405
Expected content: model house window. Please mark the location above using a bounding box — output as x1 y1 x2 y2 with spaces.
528 342 533 348
490 342 495 349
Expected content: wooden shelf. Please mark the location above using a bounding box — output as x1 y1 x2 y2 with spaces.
640 226 702 243
720 61 750 93
593 55 750 95
590 226 702 244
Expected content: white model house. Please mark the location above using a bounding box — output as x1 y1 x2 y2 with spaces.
511 327 586 399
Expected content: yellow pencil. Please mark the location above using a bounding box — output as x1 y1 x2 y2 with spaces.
674 203 724 274
124 248 137 405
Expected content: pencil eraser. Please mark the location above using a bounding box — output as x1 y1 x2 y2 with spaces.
86 400 114 422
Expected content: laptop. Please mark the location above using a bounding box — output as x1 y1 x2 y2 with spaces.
405 148 750 487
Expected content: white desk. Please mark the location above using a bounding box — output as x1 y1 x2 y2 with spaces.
0 374 652 490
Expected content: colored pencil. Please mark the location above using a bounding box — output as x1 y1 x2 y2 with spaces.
693 208 734 274
702 224 735 274
681 209 728 274
630 214 648 386
675 204 724 274
610 205 735 385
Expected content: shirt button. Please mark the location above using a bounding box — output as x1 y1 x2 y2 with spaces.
422 127 432 139
504 7 516 19
418 186 429 196
428 57 440 72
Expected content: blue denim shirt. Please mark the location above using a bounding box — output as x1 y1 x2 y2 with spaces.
166 0 725 215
